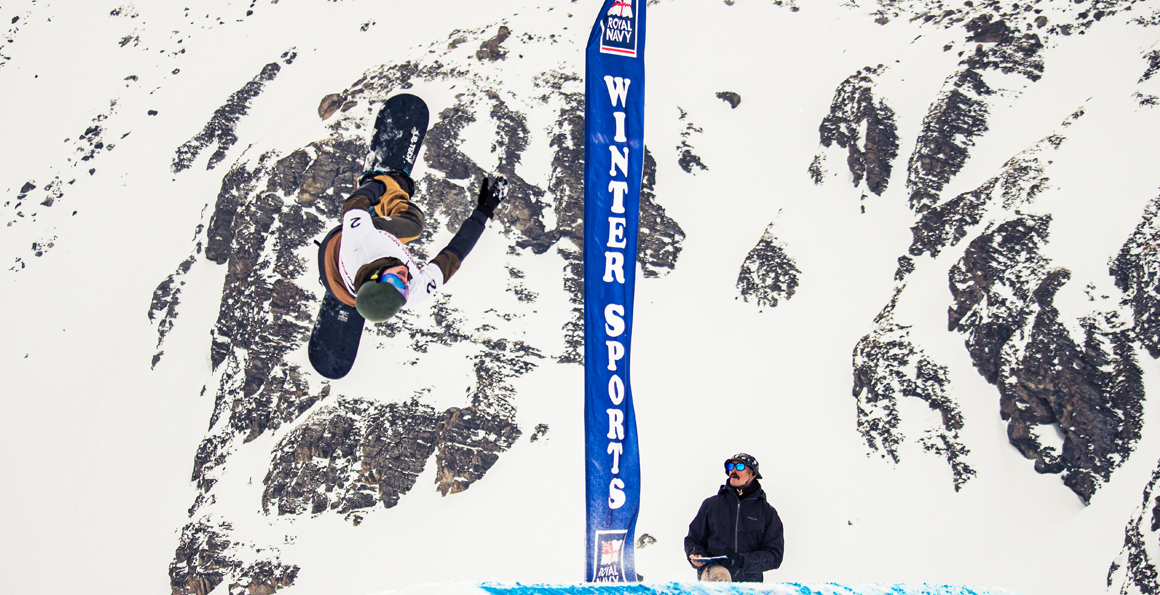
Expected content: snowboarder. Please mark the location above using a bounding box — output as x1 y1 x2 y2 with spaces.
316 170 507 322
684 453 784 582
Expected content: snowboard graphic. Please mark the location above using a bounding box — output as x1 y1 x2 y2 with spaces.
308 93 430 380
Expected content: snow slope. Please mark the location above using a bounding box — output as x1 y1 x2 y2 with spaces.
1 1 1158 595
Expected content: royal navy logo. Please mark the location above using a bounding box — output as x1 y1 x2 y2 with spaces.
591 530 628 582
600 0 638 58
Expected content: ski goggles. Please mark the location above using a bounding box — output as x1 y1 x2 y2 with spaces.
725 462 748 472
371 269 409 299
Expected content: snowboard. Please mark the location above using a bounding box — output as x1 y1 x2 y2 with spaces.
307 93 430 380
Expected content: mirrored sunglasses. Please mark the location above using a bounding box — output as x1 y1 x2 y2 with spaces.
725 462 747 472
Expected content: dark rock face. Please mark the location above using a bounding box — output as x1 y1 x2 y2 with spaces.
1137 49 1160 106
736 221 799 309
638 149 686 279
677 108 708 175
1111 194 1160 359
172 60 287 173
949 218 1145 503
905 26 1043 212
263 397 440 518
434 336 537 496
169 519 298 595
1108 459 1160 594
150 254 198 368
853 290 975 491
849 50 1149 501
816 65 899 196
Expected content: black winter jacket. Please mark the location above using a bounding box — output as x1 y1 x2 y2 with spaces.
683 480 784 582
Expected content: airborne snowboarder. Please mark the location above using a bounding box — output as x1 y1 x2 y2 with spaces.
316 170 507 321
307 93 507 380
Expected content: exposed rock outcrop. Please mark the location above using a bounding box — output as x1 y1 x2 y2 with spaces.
172 58 289 173
1111 193 1160 359
677 108 708 175
736 218 799 309
816 65 900 196
908 126 1067 260
854 101 1148 500
949 218 1145 503
169 518 298 595
853 289 975 491
639 149 685 278
1108 458 1160 594
263 396 440 517
905 22 1043 212
150 254 198 368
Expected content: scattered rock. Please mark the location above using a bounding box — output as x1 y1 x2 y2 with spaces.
317 93 342 120
476 26 511 61
716 91 741 109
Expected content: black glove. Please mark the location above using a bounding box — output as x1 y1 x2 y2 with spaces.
722 552 745 570
476 175 508 219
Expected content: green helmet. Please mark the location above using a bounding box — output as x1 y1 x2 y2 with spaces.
355 279 407 322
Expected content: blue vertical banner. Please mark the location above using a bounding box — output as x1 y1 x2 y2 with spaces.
584 0 646 584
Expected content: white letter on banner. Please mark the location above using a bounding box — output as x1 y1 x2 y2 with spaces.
608 217 627 249
608 375 625 405
609 478 626 509
613 112 627 143
608 181 628 214
607 408 625 440
604 76 631 108
606 340 625 371
608 441 624 473
605 304 625 336
604 252 625 283
609 146 629 178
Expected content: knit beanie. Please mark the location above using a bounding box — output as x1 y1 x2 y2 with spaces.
355 280 407 322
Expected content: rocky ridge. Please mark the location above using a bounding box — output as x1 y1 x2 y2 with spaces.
134 4 1160 593
157 23 685 594
813 65 900 198
720 2 1160 514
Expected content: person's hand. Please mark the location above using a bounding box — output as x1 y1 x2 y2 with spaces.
476 175 508 219
722 552 745 570
689 554 706 568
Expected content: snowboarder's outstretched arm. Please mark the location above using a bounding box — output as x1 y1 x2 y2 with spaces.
405 175 507 306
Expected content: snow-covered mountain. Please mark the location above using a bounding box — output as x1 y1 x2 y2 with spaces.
2 1 1159 595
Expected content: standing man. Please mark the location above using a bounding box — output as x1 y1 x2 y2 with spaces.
684 453 784 582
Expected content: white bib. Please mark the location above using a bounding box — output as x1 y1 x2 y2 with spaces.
338 209 444 306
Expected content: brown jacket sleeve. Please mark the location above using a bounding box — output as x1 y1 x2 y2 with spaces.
343 174 425 243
